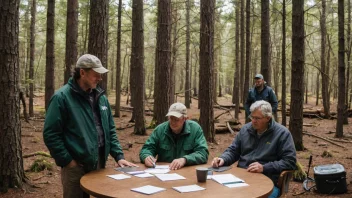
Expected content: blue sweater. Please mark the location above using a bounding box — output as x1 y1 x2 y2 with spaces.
220 119 296 185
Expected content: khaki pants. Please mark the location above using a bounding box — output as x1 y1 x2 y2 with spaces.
61 165 89 198
61 148 105 198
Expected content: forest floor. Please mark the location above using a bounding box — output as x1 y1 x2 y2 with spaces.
1 93 352 198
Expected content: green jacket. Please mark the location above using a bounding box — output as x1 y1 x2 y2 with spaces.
43 78 124 172
140 120 209 165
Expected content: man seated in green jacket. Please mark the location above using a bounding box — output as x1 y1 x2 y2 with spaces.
140 102 209 170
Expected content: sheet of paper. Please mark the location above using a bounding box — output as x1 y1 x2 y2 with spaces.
154 173 186 181
131 185 166 195
225 183 249 188
134 173 154 178
211 174 244 184
172 184 206 193
144 168 170 174
155 165 170 169
126 171 145 175
107 174 131 180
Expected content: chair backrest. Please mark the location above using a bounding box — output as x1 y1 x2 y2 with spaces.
277 170 294 196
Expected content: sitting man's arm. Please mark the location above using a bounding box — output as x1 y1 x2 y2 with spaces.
139 129 159 167
181 126 209 166
218 130 242 166
262 131 296 174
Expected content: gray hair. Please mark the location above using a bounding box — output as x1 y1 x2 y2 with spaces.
250 100 272 117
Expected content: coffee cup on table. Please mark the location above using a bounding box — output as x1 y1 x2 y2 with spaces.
196 167 208 182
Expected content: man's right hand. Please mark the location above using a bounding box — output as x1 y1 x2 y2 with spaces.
144 156 156 167
212 157 224 168
66 160 78 168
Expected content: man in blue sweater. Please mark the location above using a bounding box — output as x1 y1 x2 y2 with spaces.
245 74 278 123
212 100 296 198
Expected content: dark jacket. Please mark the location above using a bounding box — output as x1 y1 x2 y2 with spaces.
245 85 278 116
43 78 124 172
139 120 209 165
220 119 296 185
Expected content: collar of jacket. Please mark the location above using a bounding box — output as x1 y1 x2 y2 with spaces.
164 120 191 136
248 118 275 136
68 77 105 99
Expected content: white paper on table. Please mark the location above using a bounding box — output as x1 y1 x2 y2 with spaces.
131 185 166 195
207 175 213 179
172 184 206 193
154 173 186 181
155 165 170 169
134 173 155 178
144 168 170 174
126 171 145 175
225 183 249 188
107 174 131 180
211 174 244 184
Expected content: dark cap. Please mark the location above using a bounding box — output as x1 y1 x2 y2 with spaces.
254 74 264 79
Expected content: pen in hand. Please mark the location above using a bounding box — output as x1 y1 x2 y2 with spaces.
148 156 156 168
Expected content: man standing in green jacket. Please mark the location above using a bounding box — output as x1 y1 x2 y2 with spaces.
140 102 209 170
43 54 136 198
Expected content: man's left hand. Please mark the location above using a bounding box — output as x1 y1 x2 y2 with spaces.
117 159 138 167
247 162 263 173
169 158 186 170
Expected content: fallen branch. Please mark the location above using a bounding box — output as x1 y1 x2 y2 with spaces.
22 134 35 137
226 122 235 135
303 132 346 148
325 137 352 143
215 109 232 119
23 151 51 158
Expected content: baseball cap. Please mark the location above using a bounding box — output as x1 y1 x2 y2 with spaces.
76 54 109 74
254 74 264 79
166 102 187 118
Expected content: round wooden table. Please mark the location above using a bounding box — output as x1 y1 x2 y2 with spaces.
80 164 273 198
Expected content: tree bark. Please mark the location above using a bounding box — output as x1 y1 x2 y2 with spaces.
240 0 245 104
243 0 250 110
199 0 215 142
289 0 305 151
45 0 55 111
153 0 171 125
0 0 26 192
88 0 109 92
170 5 178 104
261 0 271 84
185 0 191 108
64 0 78 84
232 0 240 120
130 0 146 135
281 0 287 126
114 0 123 118
29 0 36 117
336 0 346 137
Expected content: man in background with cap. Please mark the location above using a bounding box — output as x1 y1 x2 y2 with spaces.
245 74 278 123
140 102 209 170
43 54 136 198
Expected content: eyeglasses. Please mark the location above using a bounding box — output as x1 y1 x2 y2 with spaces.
248 115 265 121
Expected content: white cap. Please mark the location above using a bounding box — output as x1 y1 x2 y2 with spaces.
166 102 187 118
76 54 109 74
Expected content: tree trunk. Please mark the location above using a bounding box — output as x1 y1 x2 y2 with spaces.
88 0 108 92
153 0 171 125
45 0 55 111
347 0 351 108
64 0 78 84
281 0 287 126
261 0 271 85
170 5 178 104
321 0 331 118
232 0 240 120
243 0 250 110
289 0 304 151
29 0 36 117
130 0 146 135
336 0 346 137
0 0 26 192
316 72 320 106
114 0 123 117
185 0 191 108
199 0 215 142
